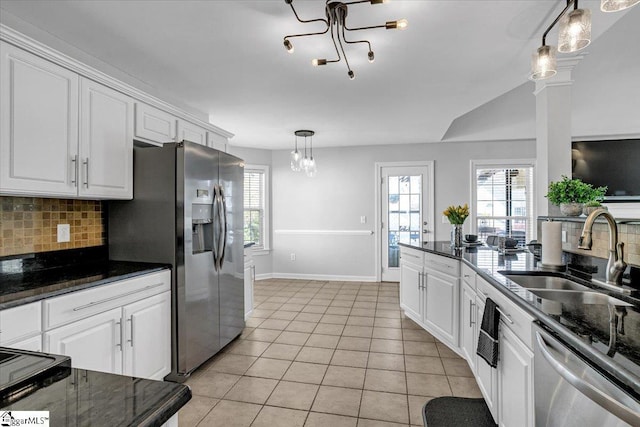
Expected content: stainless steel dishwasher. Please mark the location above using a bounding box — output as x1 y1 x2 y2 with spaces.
533 324 640 426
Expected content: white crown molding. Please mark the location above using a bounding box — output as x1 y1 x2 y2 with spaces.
0 24 234 139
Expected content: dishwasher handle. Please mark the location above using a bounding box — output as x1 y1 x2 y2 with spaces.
535 331 640 426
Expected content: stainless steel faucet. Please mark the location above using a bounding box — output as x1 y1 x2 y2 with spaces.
579 208 627 289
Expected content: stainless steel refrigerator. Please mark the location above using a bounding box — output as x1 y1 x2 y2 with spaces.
108 141 244 381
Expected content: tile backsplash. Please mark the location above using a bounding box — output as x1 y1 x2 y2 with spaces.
0 197 105 257
558 220 640 267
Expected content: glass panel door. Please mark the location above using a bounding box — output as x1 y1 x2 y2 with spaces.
381 165 431 282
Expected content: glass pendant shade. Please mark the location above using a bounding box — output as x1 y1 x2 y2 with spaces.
531 45 557 80
301 156 310 172
290 149 302 171
558 9 592 53
601 0 640 12
306 157 317 178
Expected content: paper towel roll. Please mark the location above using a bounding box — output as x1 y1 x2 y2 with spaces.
541 221 563 266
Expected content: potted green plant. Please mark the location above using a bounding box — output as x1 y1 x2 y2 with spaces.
545 176 606 216
582 185 608 216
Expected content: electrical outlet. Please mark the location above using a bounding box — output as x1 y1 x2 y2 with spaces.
442 215 448 224
290 253 296 261
562 230 567 242
57 224 70 243
360 216 366 224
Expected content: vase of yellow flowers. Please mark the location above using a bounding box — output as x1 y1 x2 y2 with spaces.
443 204 469 249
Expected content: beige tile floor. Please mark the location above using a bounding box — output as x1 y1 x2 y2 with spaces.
180 279 483 426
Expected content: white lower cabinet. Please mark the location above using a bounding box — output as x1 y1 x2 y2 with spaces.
424 269 459 347
45 307 123 374
40 270 171 380
460 281 477 373
498 322 534 427
244 248 255 320
123 292 171 380
399 257 423 321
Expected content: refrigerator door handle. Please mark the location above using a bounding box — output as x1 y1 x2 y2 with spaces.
218 186 227 269
212 184 219 271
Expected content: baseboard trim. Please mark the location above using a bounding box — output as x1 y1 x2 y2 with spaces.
268 272 378 282
255 273 274 281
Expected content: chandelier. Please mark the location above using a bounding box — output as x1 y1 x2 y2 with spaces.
290 130 317 178
531 0 639 80
283 0 408 80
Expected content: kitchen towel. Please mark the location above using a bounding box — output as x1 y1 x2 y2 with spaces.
477 298 500 368
541 221 563 266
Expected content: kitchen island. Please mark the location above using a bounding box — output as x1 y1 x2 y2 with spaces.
1 351 191 426
399 241 640 425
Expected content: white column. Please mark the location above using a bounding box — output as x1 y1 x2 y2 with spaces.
534 56 584 218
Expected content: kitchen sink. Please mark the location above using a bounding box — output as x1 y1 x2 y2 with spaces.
499 272 590 291
527 289 633 306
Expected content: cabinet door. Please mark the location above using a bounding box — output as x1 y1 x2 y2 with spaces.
5 335 42 352
498 324 534 427
134 102 177 144
475 298 498 422
177 120 207 146
400 261 423 321
424 271 459 347
207 131 227 152
0 41 78 196
244 262 254 320
79 78 133 199
122 291 171 380
460 281 477 373
44 307 123 375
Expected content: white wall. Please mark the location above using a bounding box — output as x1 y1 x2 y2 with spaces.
271 140 536 280
226 145 273 278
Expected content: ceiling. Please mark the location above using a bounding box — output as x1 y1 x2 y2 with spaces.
0 1 637 149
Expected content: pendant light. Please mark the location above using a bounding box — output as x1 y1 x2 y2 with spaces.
290 134 302 171
530 0 590 80
558 7 591 52
601 0 640 12
293 130 316 178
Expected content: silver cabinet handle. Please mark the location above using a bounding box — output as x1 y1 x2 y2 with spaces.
72 282 166 311
83 158 89 188
71 155 78 187
535 332 640 426
469 300 476 327
497 307 513 324
115 320 122 349
127 316 134 347
418 272 423 290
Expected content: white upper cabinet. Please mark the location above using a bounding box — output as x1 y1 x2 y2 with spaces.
0 42 134 199
207 131 227 152
0 41 79 196
79 78 133 199
177 119 207 146
134 102 177 144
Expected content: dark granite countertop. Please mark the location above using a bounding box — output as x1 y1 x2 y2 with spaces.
400 241 640 399
0 247 169 310
1 362 191 426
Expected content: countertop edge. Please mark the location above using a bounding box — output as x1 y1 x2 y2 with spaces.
0 265 170 310
137 384 192 427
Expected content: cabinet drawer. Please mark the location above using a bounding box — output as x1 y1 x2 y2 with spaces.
43 270 170 330
476 276 533 349
461 263 476 289
0 301 42 344
400 247 424 265
424 253 460 277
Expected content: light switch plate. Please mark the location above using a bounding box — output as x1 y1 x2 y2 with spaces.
562 230 567 242
360 216 366 224
57 224 70 243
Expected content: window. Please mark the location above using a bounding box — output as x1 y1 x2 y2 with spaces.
472 160 535 246
244 165 269 250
